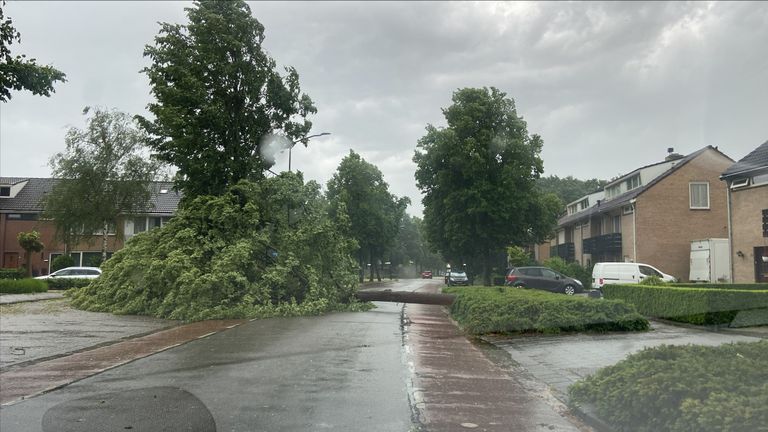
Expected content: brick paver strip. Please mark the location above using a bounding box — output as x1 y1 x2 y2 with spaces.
406 301 583 432
0 319 246 406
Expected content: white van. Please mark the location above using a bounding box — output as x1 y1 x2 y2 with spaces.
592 262 676 288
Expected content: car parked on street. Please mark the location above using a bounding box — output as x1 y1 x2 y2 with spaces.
421 270 433 279
592 262 675 288
505 266 583 295
34 266 102 280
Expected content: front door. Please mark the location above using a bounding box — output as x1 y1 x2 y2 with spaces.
755 247 768 283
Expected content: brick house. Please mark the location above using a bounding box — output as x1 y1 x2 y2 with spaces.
547 146 733 281
720 140 768 283
0 177 180 276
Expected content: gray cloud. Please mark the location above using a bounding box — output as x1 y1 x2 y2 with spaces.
2 1 766 217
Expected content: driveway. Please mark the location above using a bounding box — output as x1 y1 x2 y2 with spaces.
0 298 175 369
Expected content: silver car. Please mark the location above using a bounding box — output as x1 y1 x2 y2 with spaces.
35 266 102 280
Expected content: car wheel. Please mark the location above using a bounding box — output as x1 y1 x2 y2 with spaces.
564 284 576 296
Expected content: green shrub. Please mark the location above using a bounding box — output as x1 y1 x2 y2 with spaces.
671 283 768 290
0 268 24 280
446 286 649 334
69 177 366 321
569 341 768 432
51 255 75 272
0 278 48 294
603 284 768 325
46 278 93 290
639 275 666 285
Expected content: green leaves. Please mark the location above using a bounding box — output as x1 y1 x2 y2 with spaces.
69 176 362 321
138 0 315 198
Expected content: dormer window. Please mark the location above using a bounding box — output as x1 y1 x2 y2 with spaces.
0 186 10 197
626 175 642 191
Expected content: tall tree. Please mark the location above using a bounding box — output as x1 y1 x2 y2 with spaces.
137 0 316 198
326 150 409 282
536 175 608 211
0 1 66 102
44 107 161 261
17 230 44 277
414 87 561 285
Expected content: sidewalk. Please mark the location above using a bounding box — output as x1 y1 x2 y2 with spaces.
0 292 64 304
404 301 587 431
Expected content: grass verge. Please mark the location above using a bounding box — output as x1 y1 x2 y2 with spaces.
569 341 768 432
445 286 649 334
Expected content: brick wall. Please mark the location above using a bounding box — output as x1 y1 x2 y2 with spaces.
729 184 768 283
635 149 732 281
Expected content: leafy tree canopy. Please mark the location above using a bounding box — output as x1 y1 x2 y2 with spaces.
414 87 561 285
536 175 608 211
138 0 316 198
44 107 161 259
70 176 365 321
17 230 44 277
326 150 409 281
0 1 66 102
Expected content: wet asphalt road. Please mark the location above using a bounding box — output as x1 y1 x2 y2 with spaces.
0 281 428 432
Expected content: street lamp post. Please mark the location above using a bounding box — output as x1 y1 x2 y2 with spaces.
288 132 331 172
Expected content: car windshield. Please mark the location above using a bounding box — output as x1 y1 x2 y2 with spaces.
1 2 766 431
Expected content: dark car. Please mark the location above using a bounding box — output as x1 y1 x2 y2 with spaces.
421 271 433 279
446 271 469 286
505 266 583 295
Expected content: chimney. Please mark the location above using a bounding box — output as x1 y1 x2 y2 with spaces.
665 147 683 161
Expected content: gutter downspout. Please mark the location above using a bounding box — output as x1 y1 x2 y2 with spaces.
726 184 734 283
630 199 637 262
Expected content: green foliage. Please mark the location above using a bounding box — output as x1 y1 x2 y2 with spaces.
535 175 607 211
69 176 364 321
326 150 409 282
17 230 44 277
569 341 768 432
0 268 24 280
603 284 768 326
542 257 593 289
51 255 75 272
671 283 768 290
0 278 48 294
46 278 93 290
446 286 648 334
389 215 443 273
138 0 316 198
44 107 161 259
506 245 532 267
639 275 666 285
0 1 66 102
414 87 561 285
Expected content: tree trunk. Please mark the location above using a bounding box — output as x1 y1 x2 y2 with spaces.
101 222 109 264
23 251 31 277
369 249 374 282
358 250 364 283
483 249 492 286
376 260 381 282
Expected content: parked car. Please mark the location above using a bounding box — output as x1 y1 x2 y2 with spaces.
421 270 433 279
505 266 583 295
446 271 469 286
592 262 675 288
34 266 102 280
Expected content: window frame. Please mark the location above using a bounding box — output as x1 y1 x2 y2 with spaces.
689 182 710 210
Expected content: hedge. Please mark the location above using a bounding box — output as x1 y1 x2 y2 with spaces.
0 278 49 294
671 283 768 290
46 278 94 290
446 286 649 334
0 268 24 280
569 341 768 432
602 284 768 326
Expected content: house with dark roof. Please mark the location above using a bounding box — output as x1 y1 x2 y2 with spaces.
720 140 768 283
0 177 181 275
543 146 733 282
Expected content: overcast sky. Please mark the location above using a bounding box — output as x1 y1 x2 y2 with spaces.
1 1 766 216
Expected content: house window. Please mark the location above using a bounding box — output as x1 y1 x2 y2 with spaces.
763 209 768 237
0 186 10 197
133 217 148 234
613 215 622 233
689 182 710 209
753 173 768 186
626 175 641 191
622 205 634 215
730 178 750 189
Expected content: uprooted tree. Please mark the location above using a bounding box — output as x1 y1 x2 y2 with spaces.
70 175 365 321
